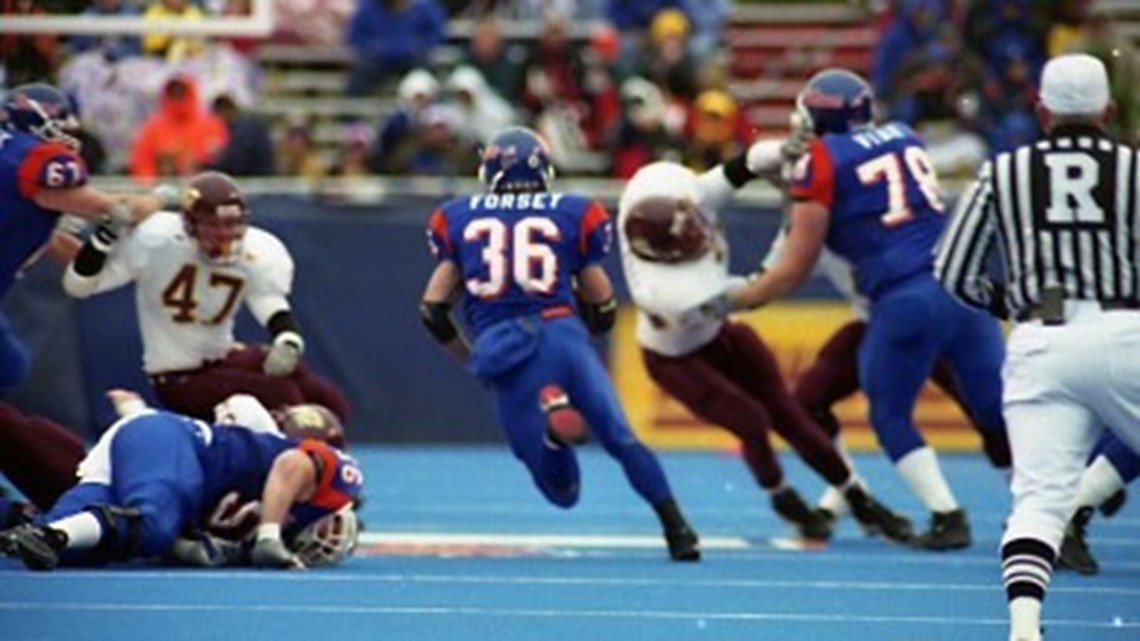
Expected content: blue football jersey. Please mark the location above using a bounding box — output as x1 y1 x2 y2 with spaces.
426 191 613 336
789 122 947 298
200 425 363 533
0 129 88 298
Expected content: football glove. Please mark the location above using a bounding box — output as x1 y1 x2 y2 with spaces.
745 139 786 176
251 535 305 570
89 220 122 253
698 292 732 320
152 184 183 212
171 531 247 567
263 331 304 377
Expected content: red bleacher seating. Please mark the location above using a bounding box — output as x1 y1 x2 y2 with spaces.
727 17 876 136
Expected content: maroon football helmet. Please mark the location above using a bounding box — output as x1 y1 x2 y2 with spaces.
623 196 713 264
277 404 347 449
182 171 249 263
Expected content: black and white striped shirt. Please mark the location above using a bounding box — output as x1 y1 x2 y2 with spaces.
934 124 1140 318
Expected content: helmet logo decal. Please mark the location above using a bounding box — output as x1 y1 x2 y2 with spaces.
183 187 200 211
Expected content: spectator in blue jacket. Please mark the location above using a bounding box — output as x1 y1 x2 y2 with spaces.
606 0 683 75
209 94 276 177
68 0 142 60
344 0 448 97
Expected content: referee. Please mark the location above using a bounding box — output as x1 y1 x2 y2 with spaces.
934 53 1140 641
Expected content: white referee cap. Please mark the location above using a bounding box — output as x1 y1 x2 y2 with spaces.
1039 53 1110 115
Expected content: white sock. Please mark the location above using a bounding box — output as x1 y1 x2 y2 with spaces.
1008 597 1042 641
256 522 282 542
818 437 855 516
1077 455 1125 508
49 512 104 550
833 435 856 469
895 446 959 513
818 485 850 516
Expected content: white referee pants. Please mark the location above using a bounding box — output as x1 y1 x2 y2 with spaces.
1002 301 1140 552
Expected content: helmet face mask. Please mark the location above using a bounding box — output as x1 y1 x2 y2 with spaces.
796 69 874 136
478 127 555 194
623 196 714 264
2 83 81 151
181 172 249 264
288 504 359 567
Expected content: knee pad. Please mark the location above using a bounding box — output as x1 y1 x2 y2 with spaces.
87 505 142 562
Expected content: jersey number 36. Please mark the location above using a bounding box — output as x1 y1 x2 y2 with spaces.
463 216 560 298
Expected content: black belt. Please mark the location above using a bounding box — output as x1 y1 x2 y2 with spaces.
1018 299 1140 324
149 360 224 386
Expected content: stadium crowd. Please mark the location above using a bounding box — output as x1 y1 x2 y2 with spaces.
2 0 1136 184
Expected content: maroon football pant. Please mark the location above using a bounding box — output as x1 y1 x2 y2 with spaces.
642 321 851 489
793 320 1011 468
151 346 351 423
0 401 85 509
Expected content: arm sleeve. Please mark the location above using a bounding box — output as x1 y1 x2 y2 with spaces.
578 201 613 265
18 143 88 200
245 233 295 326
695 166 738 215
426 209 454 261
787 140 835 208
298 440 363 510
62 232 139 298
933 160 998 309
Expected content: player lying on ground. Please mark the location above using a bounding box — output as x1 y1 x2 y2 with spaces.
0 392 361 570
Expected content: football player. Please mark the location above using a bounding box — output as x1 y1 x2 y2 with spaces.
0 82 176 389
60 170 350 423
762 225 1011 519
618 156 912 543
420 126 701 561
0 395 363 571
704 68 1009 550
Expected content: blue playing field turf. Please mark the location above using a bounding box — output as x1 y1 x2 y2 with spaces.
1 446 1137 640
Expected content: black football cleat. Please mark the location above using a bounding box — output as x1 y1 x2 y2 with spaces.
664 524 701 562
0 524 67 571
844 485 913 543
770 486 834 540
1099 488 1127 518
911 509 971 551
1057 506 1098 576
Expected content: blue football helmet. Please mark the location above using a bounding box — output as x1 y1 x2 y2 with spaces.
795 69 874 136
1 83 81 150
478 127 555 193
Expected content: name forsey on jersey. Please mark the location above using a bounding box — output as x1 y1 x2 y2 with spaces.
850 123 909 150
468 192 566 210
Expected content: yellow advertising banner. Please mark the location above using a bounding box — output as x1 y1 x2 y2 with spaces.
611 301 982 452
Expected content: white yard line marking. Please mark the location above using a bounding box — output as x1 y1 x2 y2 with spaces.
5 570 1139 597
357 531 751 549
0 601 1134 631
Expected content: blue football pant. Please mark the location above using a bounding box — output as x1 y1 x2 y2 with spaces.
490 317 673 508
45 416 206 560
860 276 1006 462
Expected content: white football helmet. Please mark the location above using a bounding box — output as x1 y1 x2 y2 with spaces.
618 161 700 223
289 504 359 567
